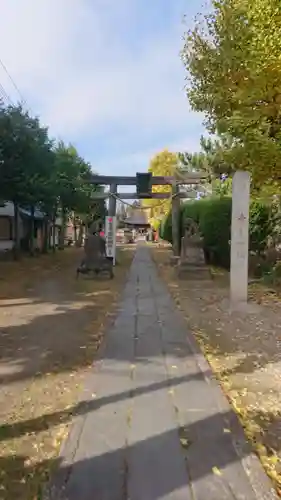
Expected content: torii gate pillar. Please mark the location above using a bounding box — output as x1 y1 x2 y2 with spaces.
172 181 180 257
108 183 117 217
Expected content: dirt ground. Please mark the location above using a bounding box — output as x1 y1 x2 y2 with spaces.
0 246 135 500
151 244 281 497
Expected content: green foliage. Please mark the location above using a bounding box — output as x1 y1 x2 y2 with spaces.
0 103 105 254
249 200 272 253
262 261 281 286
161 211 172 243
178 135 237 200
179 135 236 177
162 197 274 268
268 197 281 247
182 0 281 186
186 198 232 268
0 104 54 206
0 104 104 220
213 177 232 197
54 142 90 212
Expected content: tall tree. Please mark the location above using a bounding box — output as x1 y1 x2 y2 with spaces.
54 142 87 248
179 135 237 177
0 103 105 256
0 104 54 257
54 142 106 246
142 149 178 227
182 0 281 186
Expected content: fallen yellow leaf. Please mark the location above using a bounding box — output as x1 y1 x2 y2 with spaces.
180 437 191 449
212 466 222 476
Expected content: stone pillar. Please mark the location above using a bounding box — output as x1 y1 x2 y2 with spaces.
230 171 250 305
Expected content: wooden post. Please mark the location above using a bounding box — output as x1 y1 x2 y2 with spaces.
172 181 180 256
230 171 250 306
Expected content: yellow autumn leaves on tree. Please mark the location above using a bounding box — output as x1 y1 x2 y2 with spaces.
182 0 281 187
141 149 178 229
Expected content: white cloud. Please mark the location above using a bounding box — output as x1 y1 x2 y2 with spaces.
0 0 202 135
0 1 79 90
39 25 198 137
0 0 206 180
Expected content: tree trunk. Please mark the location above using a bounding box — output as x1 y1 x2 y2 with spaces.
13 202 21 260
52 217 56 253
29 205 35 256
42 218 49 253
59 207 67 250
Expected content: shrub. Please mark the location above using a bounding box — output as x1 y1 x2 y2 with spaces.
181 198 231 268
249 201 272 254
161 211 172 243
197 198 232 268
161 196 274 269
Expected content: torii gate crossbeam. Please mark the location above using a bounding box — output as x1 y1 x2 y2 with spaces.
91 172 208 256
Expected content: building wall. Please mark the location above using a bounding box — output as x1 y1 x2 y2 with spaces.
0 203 77 251
0 202 14 218
0 203 31 252
0 203 44 252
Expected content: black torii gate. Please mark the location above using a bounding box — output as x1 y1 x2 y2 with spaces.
90 172 207 256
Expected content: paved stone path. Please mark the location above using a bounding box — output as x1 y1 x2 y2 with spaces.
47 246 277 500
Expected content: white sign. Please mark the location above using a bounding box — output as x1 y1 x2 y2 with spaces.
105 216 117 265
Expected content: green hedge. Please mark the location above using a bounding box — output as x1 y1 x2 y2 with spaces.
161 197 273 269
249 200 273 253
182 198 232 268
160 211 172 242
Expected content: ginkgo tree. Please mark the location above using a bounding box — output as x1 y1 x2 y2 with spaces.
141 149 178 228
182 0 281 187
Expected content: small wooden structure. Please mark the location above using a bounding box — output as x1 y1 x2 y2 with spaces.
124 213 150 230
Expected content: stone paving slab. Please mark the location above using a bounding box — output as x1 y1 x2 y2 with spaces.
46 245 277 500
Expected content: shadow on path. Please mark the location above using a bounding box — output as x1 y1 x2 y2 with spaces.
0 372 208 442
47 408 256 500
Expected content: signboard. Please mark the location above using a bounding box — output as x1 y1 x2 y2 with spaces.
105 216 117 264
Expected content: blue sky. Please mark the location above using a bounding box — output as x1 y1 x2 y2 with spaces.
0 0 206 179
